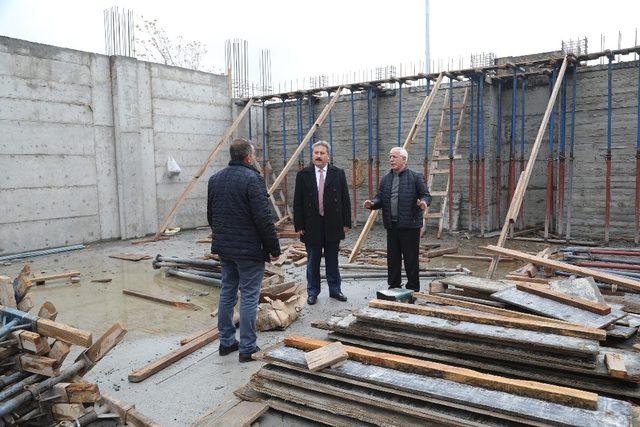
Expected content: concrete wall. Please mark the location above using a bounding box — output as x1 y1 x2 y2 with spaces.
265 60 640 240
0 37 231 254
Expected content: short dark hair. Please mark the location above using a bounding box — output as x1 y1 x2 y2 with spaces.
230 138 253 162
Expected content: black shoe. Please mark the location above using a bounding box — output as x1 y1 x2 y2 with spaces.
307 295 317 305
219 341 239 356
330 292 348 302
239 346 261 363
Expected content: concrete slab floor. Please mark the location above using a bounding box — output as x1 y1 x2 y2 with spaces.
0 225 551 426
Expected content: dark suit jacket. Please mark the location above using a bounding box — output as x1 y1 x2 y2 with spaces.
293 164 352 245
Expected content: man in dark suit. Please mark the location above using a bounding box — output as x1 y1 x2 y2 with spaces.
363 147 430 291
294 140 352 305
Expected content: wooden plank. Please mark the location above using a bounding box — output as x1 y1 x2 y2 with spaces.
33 271 80 284
349 73 445 263
605 353 627 379
16 330 50 355
195 398 268 427
85 322 127 363
304 341 349 371
180 314 239 346
17 293 33 312
424 246 458 258
14 263 32 296
492 286 626 329
254 364 505 427
331 333 640 400
100 393 161 427
129 328 221 383
109 253 152 261
439 275 510 294
356 307 599 356
316 316 602 373
504 274 554 284
268 87 344 196
153 99 255 241
18 354 59 377
38 300 58 320
36 318 92 347
250 375 447 427
369 299 606 341
487 245 640 292
48 340 71 366
283 335 598 409
413 292 572 325
486 55 570 278
122 289 202 310
516 282 611 315
0 275 16 308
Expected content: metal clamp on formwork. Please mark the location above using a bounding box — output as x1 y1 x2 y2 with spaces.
0 307 38 340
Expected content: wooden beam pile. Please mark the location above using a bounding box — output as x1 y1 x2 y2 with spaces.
233 336 633 426
271 243 308 267
0 269 153 425
312 273 640 399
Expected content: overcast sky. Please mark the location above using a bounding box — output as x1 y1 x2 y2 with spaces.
1 0 638 91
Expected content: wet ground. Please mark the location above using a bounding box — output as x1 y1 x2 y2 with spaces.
0 225 551 426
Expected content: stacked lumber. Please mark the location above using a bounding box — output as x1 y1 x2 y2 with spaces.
0 271 151 425
234 336 633 426
311 286 640 400
273 215 300 239
271 244 307 267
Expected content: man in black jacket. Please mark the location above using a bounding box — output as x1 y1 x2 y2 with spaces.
207 138 280 362
363 147 430 291
294 141 352 305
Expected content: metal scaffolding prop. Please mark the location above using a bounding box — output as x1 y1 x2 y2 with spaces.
348 73 445 263
486 56 570 278
148 100 255 242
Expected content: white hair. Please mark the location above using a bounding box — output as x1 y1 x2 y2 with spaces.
390 146 408 161
312 140 331 153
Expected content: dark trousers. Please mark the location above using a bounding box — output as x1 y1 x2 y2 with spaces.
387 224 421 291
305 218 341 298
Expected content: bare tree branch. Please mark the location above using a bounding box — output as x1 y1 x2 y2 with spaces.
135 16 212 72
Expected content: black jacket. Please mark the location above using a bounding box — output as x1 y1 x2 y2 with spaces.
207 161 280 262
293 164 352 245
371 168 431 230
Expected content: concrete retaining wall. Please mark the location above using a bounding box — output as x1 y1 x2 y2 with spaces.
0 37 231 254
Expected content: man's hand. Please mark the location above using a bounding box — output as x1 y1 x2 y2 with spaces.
343 227 350 233
299 229 305 236
417 199 428 211
363 200 373 209
270 254 279 262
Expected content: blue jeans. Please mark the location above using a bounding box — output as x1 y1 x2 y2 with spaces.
218 258 264 354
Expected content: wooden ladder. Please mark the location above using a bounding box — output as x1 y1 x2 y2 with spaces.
423 86 469 238
253 152 290 220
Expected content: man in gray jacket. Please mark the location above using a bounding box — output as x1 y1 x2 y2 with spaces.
363 147 430 291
